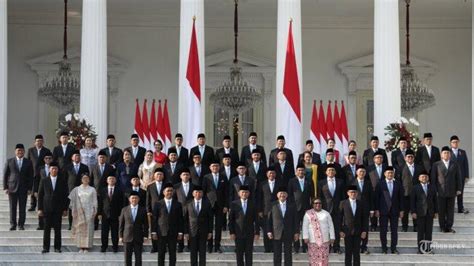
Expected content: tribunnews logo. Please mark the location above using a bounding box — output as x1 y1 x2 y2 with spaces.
419 240 468 254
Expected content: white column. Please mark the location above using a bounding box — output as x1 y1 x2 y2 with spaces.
0 0 7 175
373 0 401 142
471 3 473 178
80 0 108 147
178 0 205 148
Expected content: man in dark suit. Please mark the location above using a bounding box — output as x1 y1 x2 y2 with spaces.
174 169 194 252
269 135 294 169
288 163 315 253
52 131 75 169
170 133 189 166
431 146 462 233
163 147 184 184
375 166 404 254
350 165 373 254
124 134 147 166
317 165 344 254
119 191 149 266
298 140 322 166
189 152 209 186
257 167 282 253
399 149 424 232
3 143 34 230
367 151 387 231
27 134 51 211
35 151 54 230
450 135 470 214
318 149 344 182
100 134 123 167
64 150 89 229
229 162 257 203
362 136 388 167
247 148 267 186
189 133 215 168
228 185 260 266
183 185 213 266
124 176 146 207
272 149 295 186
151 183 184 266
115 149 139 190
202 160 228 253
339 185 369 266
146 168 167 253
411 171 438 254
37 162 68 253
267 188 299 266
391 137 412 173
342 151 359 185
91 150 116 191
240 131 267 166
415 132 441 174
98 176 124 252
221 154 237 182
215 135 239 169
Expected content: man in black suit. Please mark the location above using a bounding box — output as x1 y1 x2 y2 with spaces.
431 146 462 233
215 135 239 169
367 151 386 231
362 136 388 167
183 185 213 266
450 135 470 214
100 134 123 167
170 133 189 166
399 149 424 232
151 183 184 266
119 191 149 266
247 148 267 186
269 135 294 169
288 163 315 253
163 147 184 184
228 185 260 266
64 150 89 229
146 168 167 253
267 187 299 266
339 185 369 266
189 152 209 186
52 131 75 169
240 131 267 166
350 165 373 255
411 171 438 254
124 176 146 207
298 140 322 166
391 137 412 173
27 134 51 211
317 165 344 254
221 153 237 182
202 160 228 253
98 176 124 252
174 168 194 252
415 132 441 174
116 150 139 190
318 149 344 182
124 134 147 166
91 150 116 191
189 133 215 168
257 167 282 253
375 166 404 254
3 143 34 230
229 162 257 203
342 151 359 185
35 151 54 230
37 162 68 253
272 149 295 186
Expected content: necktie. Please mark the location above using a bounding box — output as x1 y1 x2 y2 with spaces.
377 166 381 178
184 184 188 195
255 163 259 173
75 164 79 174
240 176 245 185
214 175 219 188
351 201 356 215
329 179 335 196
199 146 204 157
157 182 162 194
280 163 285 173
51 178 56 191
167 201 171 213
299 179 305 192
17 159 22 170
226 168 230 179
196 167 201 176
133 148 137 158
402 150 406 157
109 188 113 199
37 149 41 157
242 201 247 215
171 164 175 174
423 184 428 196
134 187 139 192
196 201 200 214
269 182 274 193
132 207 137 222
100 165 104 176
351 165 356 176
126 165 130 175
45 166 49 177
281 203 286 217
63 146 67 156
388 181 393 197
177 147 180 157
409 165 414 176
359 181 363 193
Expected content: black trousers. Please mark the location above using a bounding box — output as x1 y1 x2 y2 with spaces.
331 212 341 251
8 191 28 227
370 216 378 230
208 206 225 249
379 214 398 250
417 215 434 252
402 196 416 229
293 210 307 251
38 215 44 229
101 217 119 249
262 214 273 252
43 212 62 250
190 234 207 266
235 237 254 266
29 193 37 209
124 241 143 266
438 196 455 230
158 235 177 266
273 238 293 266
457 178 466 211
344 234 361 266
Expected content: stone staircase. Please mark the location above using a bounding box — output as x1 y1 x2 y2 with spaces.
0 180 473 265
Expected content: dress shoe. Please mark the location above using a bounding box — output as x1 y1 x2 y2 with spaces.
54 249 61 253
113 248 118 253
9 226 16 231
448 228 456 233
381 248 387 254
207 247 213 253
370 227 376 232
41 249 49 254
150 248 157 253
294 248 300 254
402 228 408 232
417 251 423 254
215 247 223 253
28 207 36 212
68 226 71 231
302 247 308 253
18 226 25 230
184 247 190 252
37 227 43 230
361 249 370 255
100 248 107 253
177 248 184 253
391 249 399 254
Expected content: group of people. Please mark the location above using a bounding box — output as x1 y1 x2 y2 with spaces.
2 130 469 266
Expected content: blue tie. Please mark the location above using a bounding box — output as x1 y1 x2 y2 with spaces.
132 207 137 222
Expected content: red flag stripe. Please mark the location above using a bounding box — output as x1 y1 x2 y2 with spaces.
186 20 201 101
142 99 150 143
334 101 342 140
341 101 349 140
318 101 327 142
150 100 158 141
310 100 319 141
282 20 301 122
163 100 172 142
326 101 334 140
157 100 165 142
134 99 144 142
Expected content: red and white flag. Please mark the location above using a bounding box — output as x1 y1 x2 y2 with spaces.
141 99 151 150
326 101 334 141
149 100 158 151
163 100 172 152
309 100 320 154
334 101 344 164
341 101 349 155
318 101 327 155
134 99 144 147
157 100 165 144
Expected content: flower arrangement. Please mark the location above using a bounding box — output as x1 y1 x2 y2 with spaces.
56 113 98 149
384 117 421 152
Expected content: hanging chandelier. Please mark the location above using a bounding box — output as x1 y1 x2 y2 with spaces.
38 0 80 109
209 0 261 115
401 0 435 113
